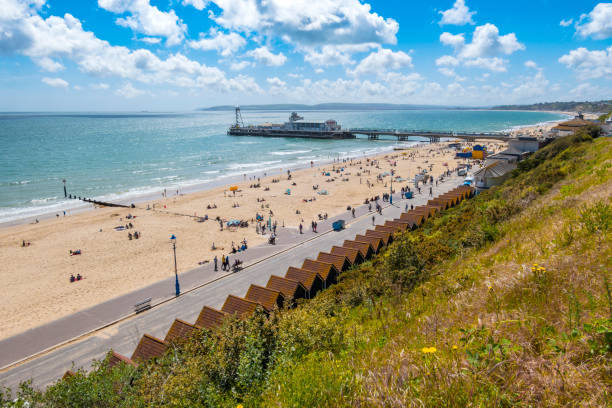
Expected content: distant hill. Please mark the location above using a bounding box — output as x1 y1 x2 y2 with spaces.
198 103 455 111
492 100 612 114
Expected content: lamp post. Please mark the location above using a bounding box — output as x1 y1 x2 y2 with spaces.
390 174 393 205
170 234 180 297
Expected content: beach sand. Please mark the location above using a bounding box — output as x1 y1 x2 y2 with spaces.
0 140 508 339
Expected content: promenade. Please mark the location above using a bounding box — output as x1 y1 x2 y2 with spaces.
0 174 464 391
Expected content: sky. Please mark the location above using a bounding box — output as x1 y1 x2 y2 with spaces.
0 0 611 111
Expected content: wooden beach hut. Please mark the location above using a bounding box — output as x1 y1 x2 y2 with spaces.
195 306 226 331
365 229 393 245
245 284 285 311
317 252 352 272
374 225 398 236
331 245 364 265
266 275 307 302
342 240 374 260
164 319 200 344
221 295 260 318
355 234 383 253
285 267 325 298
131 334 167 362
400 212 425 227
301 259 339 287
384 220 409 232
107 351 136 368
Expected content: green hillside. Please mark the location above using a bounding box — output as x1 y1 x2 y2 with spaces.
3 128 611 407
492 100 612 113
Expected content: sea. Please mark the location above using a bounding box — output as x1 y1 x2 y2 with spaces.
0 109 568 224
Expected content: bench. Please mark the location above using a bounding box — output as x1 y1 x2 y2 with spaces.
134 297 152 313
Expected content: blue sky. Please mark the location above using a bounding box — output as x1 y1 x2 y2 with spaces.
0 0 610 110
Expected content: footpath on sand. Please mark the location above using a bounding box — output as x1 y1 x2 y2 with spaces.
0 174 464 391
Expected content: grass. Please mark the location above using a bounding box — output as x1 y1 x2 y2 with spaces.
3 132 611 407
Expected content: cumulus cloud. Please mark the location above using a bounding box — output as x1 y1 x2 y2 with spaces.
559 18 573 27
438 23 524 72
182 0 207 10
439 0 476 26
247 46 287 66
559 46 612 79
41 76 68 88
91 82 110 89
229 60 252 70
524 60 538 69
115 82 144 98
188 28 246 56
207 0 397 66
36 56 64 71
435 55 459 67
97 0 186 46
575 3 612 39
266 76 286 87
0 4 262 95
348 48 412 76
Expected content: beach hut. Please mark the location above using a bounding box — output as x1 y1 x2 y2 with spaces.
374 225 397 235
195 306 226 331
266 275 307 302
399 212 425 228
355 234 384 253
365 229 393 245
331 246 364 265
131 334 168 362
342 240 374 260
164 319 200 344
107 351 136 368
285 267 325 298
317 252 352 272
384 220 409 232
245 284 285 311
301 259 339 287
221 295 261 318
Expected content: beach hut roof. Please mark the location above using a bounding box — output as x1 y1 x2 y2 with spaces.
195 306 226 330
245 284 284 311
108 351 136 368
164 318 200 343
301 259 339 282
330 246 364 265
365 229 393 244
355 234 383 252
342 240 374 259
285 267 323 292
317 252 352 272
131 334 167 362
221 295 260 318
266 275 306 300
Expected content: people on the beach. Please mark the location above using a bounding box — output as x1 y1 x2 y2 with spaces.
214 255 218 271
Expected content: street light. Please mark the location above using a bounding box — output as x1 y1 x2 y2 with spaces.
170 234 180 297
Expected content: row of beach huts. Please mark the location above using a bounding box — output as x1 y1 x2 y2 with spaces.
62 184 475 380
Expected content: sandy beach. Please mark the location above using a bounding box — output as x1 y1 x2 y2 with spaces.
1 111 579 340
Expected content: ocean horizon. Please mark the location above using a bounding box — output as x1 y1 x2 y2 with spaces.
0 109 568 224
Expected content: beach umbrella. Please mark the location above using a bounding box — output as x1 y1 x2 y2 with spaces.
229 186 238 191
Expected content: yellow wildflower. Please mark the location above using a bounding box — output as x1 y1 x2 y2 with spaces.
452 345 458 350
237 404 243 408
421 346 437 354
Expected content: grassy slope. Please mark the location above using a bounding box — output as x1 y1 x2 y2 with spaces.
4 133 611 407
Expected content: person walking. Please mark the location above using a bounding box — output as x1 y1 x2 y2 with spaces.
351 208 356 218
221 254 225 271
214 255 218 271
429 186 433 197
299 223 303 234
226 255 230 270
372 215 375 225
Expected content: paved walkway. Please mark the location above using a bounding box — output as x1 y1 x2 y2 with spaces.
0 175 463 391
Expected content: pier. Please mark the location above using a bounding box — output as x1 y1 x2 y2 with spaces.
348 128 511 143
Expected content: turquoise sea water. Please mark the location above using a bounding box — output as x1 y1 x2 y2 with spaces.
0 109 567 223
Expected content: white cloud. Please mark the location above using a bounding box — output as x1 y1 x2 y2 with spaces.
182 0 207 10
512 69 549 99
91 82 110 89
439 32 465 49
115 82 144 98
139 36 161 44
0 6 262 95
439 0 476 26
436 55 459 66
36 56 64 72
559 18 573 27
438 23 524 72
41 76 69 88
266 76 286 87
209 0 398 46
229 60 252 70
314 68 324 73
247 46 287 66
348 48 412 76
575 3 612 39
559 46 612 79
303 44 364 67
97 0 186 46
188 28 246 56
437 67 465 81
524 60 538 69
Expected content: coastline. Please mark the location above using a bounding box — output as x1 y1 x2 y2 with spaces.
1 139 478 340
